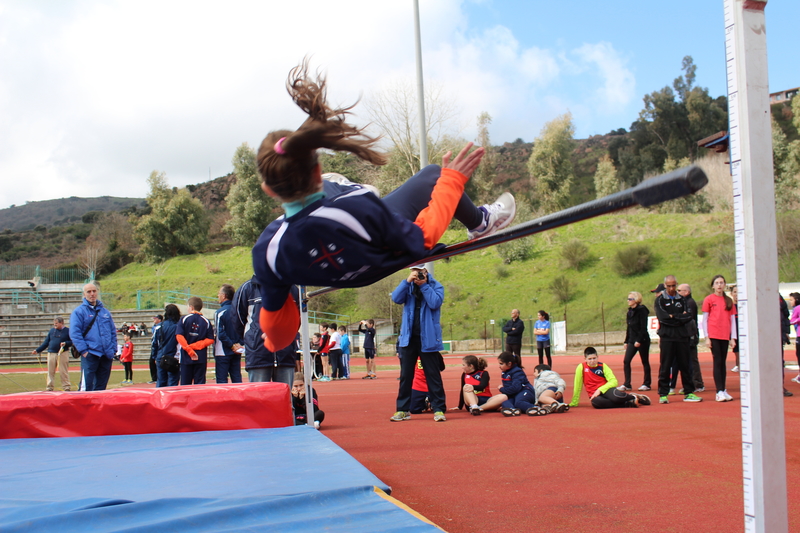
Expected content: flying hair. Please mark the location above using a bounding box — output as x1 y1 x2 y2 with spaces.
256 58 387 202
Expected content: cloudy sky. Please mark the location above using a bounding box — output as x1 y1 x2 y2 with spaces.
1 0 797 209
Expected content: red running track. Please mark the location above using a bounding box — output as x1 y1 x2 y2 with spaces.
317 350 800 533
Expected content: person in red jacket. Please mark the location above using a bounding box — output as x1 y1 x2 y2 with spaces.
120 334 134 385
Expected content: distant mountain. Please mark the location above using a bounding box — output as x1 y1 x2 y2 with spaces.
0 196 146 232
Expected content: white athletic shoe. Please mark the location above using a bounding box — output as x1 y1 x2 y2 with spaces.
723 390 733 401
716 391 726 402
791 375 800 384
638 385 651 391
467 192 516 240
322 173 381 197
731 366 739 372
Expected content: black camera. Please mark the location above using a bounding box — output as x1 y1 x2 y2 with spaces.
416 270 425 280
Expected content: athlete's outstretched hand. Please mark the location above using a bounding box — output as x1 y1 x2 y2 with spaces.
442 142 485 178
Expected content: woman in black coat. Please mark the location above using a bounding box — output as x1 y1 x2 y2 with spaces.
622 291 652 391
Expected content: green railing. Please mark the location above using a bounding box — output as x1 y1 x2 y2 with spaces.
0 265 88 284
136 289 221 311
7 290 45 312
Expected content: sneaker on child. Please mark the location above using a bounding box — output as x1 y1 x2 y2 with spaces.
467 192 516 240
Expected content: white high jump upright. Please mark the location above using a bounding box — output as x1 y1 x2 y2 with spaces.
723 1 788 531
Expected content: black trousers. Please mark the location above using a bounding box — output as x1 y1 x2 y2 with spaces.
710 338 729 392
591 388 636 409
506 342 521 358
623 340 651 388
658 340 694 396
396 337 446 413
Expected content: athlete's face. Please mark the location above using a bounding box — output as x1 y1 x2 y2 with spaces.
462 361 475 374
585 353 599 367
498 359 512 372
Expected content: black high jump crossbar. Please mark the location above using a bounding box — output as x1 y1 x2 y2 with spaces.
306 164 708 300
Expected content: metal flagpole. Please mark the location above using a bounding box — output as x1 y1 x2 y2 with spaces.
723 1 788 531
412 0 434 277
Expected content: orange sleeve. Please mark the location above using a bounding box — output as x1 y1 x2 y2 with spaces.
189 338 214 350
259 293 300 352
413 167 469 249
176 334 190 351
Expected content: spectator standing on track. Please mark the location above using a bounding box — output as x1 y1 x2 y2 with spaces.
731 286 740 372
176 297 214 386
155 304 181 387
677 283 704 393
359 319 377 379
653 276 702 404
328 323 344 380
390 265 448 422
621 291 652 392
534 310 552 368
701 275 737 402
231 276 297 388
148 314 163 384
789 292 800 385
213 284 243 383
318 323 331 382
71 283 118 392
339 325 351 379
503 309 525 361
32 316 72 392
780 294 794 397
120 334 134 384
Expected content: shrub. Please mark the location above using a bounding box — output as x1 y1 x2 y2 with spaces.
495 264 510 278
695 243 708 258
496 236 534 264
549 275 575 303
613 245 653 276
561 238 589 270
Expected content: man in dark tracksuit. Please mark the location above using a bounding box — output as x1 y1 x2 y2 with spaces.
230 276 297 388
503 309 525 359
677 284 703 392
654 276 700 403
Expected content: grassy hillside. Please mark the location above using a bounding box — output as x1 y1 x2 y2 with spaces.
99 209 748 338
0 196 145 232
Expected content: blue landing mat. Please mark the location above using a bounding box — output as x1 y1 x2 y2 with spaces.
0 426 441 532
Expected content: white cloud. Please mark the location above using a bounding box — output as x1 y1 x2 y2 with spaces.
0 0 637 209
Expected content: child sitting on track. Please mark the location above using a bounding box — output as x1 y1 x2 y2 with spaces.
251 59 516 352
533 364 568 413
475 352 539 416
569 347 651 409
453 355 494 415
292 372 324 429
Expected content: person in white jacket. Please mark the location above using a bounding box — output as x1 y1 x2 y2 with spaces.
533 365 568 413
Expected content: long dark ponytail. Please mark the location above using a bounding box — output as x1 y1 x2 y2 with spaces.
256 59 387 202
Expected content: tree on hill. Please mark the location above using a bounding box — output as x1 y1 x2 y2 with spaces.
614 56 727 187
467 111 497 205
527 112 575 212
134 171 210 261
593 154 619 199
224 143 278 246
772 115 800 211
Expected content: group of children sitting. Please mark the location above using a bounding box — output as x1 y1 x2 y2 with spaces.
450 346 651 416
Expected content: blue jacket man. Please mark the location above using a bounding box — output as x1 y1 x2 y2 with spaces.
214 284 242 383
391 265 447 422
69 283 117 391
231 276 296 387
